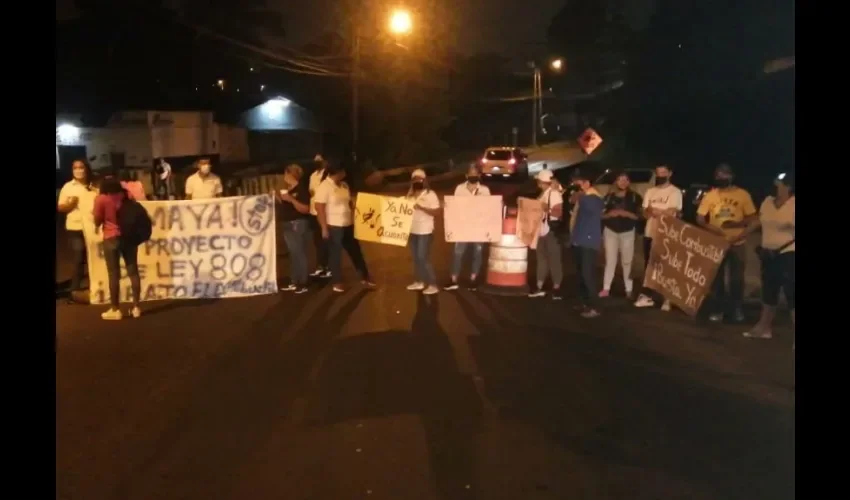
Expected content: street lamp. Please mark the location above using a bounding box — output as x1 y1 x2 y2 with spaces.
530 58 564 147
550 58 563 71
389 9 413 35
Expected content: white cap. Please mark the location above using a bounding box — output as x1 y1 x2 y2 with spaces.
314 154 324 162
536 170 554 182
411 168 427 179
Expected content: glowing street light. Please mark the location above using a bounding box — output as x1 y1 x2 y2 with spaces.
550 58 563 71
389 9 412 35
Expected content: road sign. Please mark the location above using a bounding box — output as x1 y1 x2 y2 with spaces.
578 128 603 155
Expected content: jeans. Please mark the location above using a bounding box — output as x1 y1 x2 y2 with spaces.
409 233 437 285
710 243 747 313
573 245 599 308
536 231 563 287
328 225 371 284
67 230 87 291
761 251 795 309
103 237 141 308
283 219 311 285
309 215 329 270
450 243 484 279
602 228 636 292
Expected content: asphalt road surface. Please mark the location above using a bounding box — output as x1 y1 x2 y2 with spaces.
56 177 795 500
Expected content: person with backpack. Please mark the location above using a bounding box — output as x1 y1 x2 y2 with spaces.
93 176 150 320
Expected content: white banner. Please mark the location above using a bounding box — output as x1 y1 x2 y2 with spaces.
83 195 277 304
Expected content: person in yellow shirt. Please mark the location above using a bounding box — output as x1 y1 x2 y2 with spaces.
696 163 758 323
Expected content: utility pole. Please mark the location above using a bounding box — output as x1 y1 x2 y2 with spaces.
531 65 539 147
351 23 361 163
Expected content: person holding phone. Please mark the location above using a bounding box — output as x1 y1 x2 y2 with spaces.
57 159 96 304
274 164 312 294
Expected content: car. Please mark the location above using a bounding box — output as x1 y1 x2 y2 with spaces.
478 147 529 179
592 168 656 198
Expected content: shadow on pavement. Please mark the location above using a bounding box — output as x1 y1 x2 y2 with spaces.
302 293 484 500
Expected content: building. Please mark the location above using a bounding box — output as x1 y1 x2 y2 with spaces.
55 110 250 186
239 97 324 163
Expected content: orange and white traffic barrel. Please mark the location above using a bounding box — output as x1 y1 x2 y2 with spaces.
481 207 529 296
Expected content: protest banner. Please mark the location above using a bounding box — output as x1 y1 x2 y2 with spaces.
515 197 543 249
83 195 278 304
353 192 414 247
443 195 503 243
643 215 730 316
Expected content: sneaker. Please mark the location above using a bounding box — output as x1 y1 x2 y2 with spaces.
101 308 123 321
598 289 610 298
743 330 773 339
361 280 377 290
443 282 460 291
581 308 601 319
661 300 672 312
332 284 346 293
294 286 309 295
422 285 439 295
129 306 141 319
528 290 546 298
551 289 563 301
407 282 425 291
634 295 655 308
280 284 297 292
309 268 325 277
320 270 332 279
708 313 724 323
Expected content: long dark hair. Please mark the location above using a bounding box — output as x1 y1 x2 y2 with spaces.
72 159 93 184
99 175 124 195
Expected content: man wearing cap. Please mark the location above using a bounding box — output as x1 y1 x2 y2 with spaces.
308 154 330 278
529 169 566 299
697 163 757 323
184 158 222 200
569 170 605 317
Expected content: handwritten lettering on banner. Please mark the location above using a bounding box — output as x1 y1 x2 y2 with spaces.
83 195 278 304
443 195 503 243
354 192 414 247
516 197 543 249
643 215 729 316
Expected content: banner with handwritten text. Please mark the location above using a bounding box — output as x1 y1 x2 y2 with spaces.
443 195 503 243
516 197 543 249
643 215 729 316
83 195 278 304
353 193 414 247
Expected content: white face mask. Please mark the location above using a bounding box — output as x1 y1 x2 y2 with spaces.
199 164 211 175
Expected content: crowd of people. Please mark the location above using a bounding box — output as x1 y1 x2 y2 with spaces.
58 155 795 342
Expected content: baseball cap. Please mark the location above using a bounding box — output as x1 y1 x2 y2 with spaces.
314 154 325 162
536 170 554 182
411 168 427 179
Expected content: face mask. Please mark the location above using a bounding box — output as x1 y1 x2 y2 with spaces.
714 178 731 188
412 181 424 190
654 176 668 186
467 176 479 184
199 164 211 175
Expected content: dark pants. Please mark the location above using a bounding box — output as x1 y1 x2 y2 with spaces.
103 237 141 308
310 215 329 270
710 244 746 314
573 245 599 308
761 250 795 309
328 225 370 284
283 219 311 285
641 237 663 302
67 230 87 291
409 233 437 286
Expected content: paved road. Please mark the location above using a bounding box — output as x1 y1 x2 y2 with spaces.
56 178 794 500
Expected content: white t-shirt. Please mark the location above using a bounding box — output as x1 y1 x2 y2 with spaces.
642 184 683 238
453 182 491 197
308 168 326 215
185 172 223 200
409 190 441 235
58 180 96 232
759 196 795 253
538 187 564 237
314 178 353 227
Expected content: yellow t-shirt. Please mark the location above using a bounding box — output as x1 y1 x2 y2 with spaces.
696 187 757 245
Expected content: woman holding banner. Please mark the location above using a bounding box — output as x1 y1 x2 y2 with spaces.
275 164 312 294
406 169 441 295
444 164 491 291
315 163 376 293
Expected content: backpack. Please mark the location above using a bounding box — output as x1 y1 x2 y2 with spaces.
117 192 153 247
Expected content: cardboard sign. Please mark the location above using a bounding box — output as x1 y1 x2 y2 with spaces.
83 195 278 304
578 127 603 155
353 192 414 247
643 215 730 316
443 195 503 243
516 197 544 249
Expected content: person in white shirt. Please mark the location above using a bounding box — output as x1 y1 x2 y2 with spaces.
57 159 97 303
743 173 795 341
444 164 491 291
405 169 442 295
314 163 376 293
634 164 683 311
308 154 330 277
529 169 565 299
184 158 223 200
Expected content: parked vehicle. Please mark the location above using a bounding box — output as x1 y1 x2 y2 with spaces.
479 147 529 179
